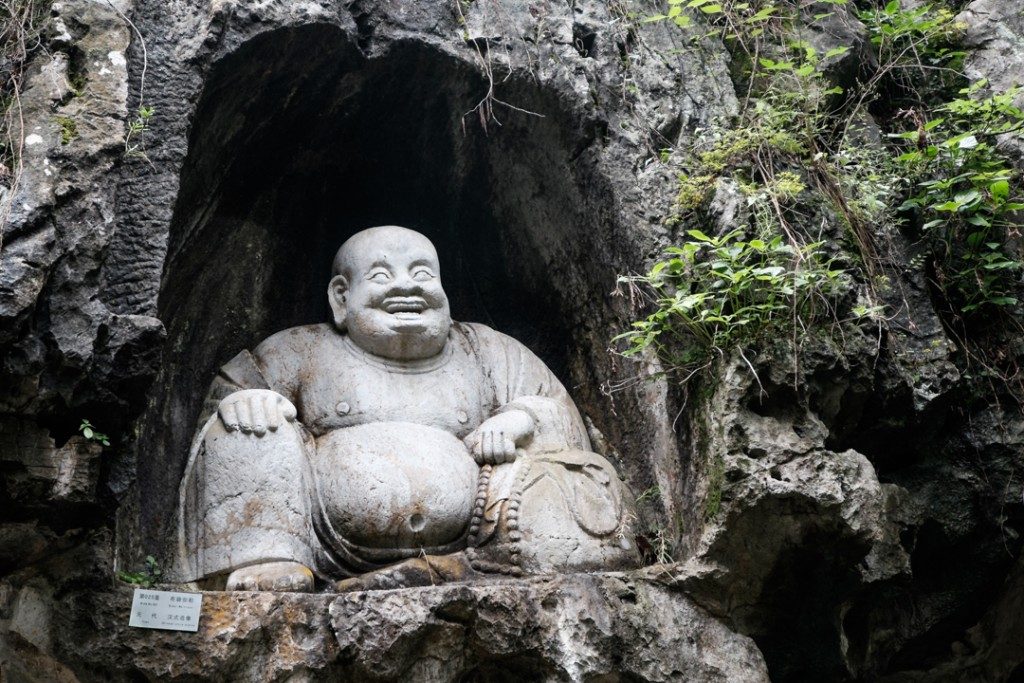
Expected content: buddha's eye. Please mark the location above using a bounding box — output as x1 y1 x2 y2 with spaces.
411 268 435 282
367 269 391 283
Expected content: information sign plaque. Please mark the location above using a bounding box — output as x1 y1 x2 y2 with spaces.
128 588 202 632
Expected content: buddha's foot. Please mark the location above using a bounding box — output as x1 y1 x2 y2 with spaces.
335 553 476 592
226 561 314 592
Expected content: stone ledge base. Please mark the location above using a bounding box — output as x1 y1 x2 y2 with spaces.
8 572 768 682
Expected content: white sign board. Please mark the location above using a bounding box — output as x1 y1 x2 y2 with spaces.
128 588 202 632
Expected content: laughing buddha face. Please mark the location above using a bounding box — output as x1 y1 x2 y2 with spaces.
328 226 452 360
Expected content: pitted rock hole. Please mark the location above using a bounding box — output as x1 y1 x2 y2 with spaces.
135 23 642 559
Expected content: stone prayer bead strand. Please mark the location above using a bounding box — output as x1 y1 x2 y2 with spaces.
465 459 532 577
503 458 531 575
467 464 492 548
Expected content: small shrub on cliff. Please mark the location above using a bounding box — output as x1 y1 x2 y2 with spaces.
632 0 1024 380
617 229 845 374
625 1 857 376
118 555 162 588
79 418 110 447
894 83 1024 314
856 0 965 112
124 105 155 159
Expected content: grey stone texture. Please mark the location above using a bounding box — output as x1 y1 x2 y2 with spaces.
4 571 769 682
1 0 1023 680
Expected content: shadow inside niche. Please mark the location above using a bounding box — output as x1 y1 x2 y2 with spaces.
133 23 641 559
748 527 865 682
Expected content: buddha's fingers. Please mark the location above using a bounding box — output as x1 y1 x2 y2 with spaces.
475 430 516 464
249 395 267 436
492 431 503 463
235 397 253 434
219 401 240 432
501 435 516 461
265 395 281 432
279 396 298 422
465 429 487 463
485 431 497 462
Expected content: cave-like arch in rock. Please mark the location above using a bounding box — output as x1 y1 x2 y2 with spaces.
135 22 651 557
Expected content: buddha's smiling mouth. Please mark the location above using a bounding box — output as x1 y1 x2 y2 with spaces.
383 297 428 315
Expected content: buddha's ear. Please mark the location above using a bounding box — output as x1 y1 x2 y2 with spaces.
328 274 349 331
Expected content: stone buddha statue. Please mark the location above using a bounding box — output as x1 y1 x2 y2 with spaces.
175 226 637 591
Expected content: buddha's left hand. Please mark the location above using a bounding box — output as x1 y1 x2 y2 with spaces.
463 409 535 465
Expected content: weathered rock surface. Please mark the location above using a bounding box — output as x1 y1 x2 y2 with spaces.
652 319 1024 679
1 419 103 507
961 0 1024 103
2 573 768 682
2 0 1024 681
1 0 161 424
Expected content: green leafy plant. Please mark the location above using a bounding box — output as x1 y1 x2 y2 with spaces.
79 419 111 447
855 0 965 113
124 105 154 159
631 0 1024 380
118 555 162 588
617 229 845 373
894 83 1024 313
631 2 862 382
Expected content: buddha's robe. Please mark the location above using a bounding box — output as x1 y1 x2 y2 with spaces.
175 322 635 583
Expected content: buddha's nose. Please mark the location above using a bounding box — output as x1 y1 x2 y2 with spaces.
389 273 423 295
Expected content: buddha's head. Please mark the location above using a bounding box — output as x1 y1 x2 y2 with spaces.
328 226 452 360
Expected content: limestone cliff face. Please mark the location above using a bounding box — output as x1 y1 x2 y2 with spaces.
1 0 1022 681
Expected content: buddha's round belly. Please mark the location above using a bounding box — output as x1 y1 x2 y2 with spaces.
313 422 479 549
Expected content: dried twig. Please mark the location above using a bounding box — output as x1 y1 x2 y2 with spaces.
0 0 51 264
452 0 543 135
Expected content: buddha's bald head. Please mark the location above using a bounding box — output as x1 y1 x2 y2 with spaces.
328 226 451 360
332 226 440 280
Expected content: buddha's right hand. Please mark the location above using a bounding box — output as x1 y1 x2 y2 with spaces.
217 389 297 437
